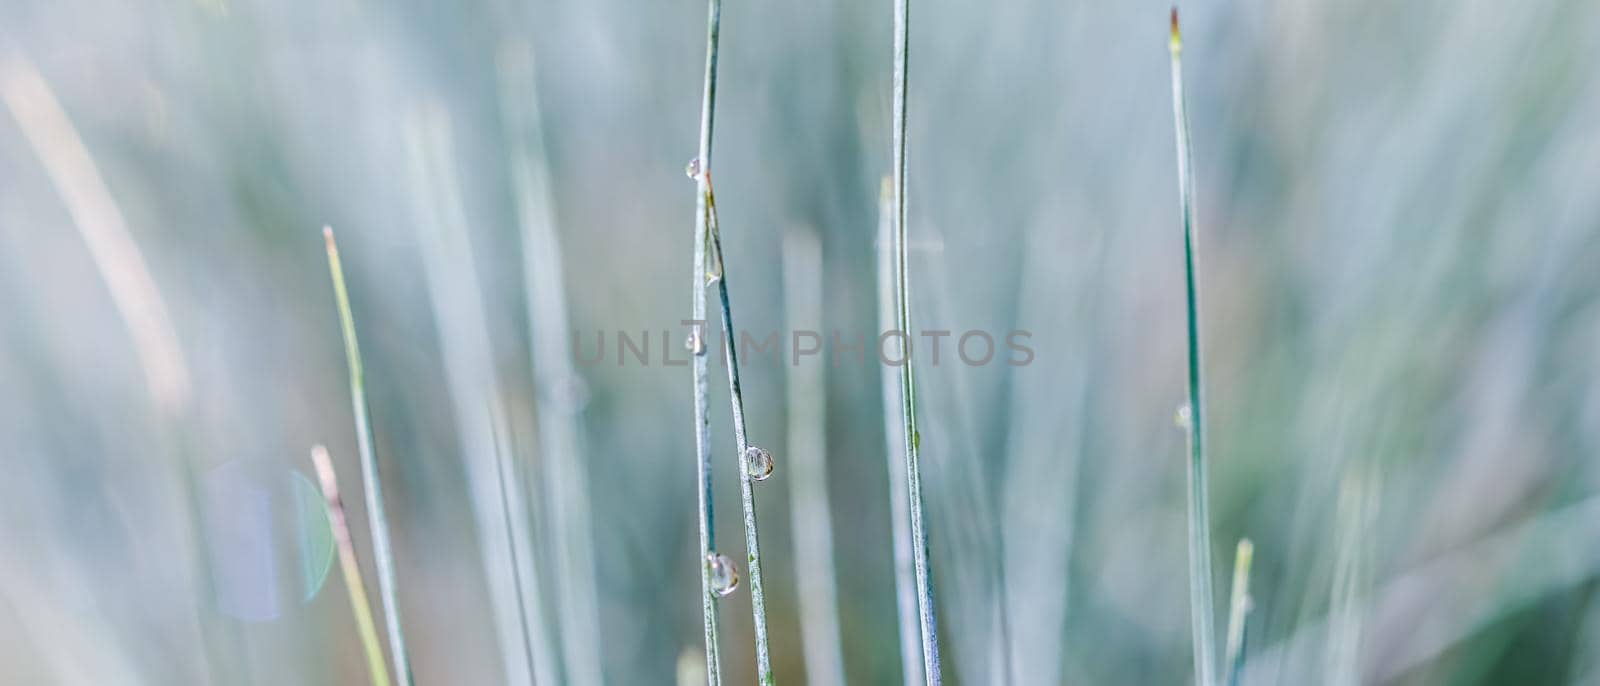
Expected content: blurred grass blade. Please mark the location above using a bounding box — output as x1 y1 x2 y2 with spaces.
876 176 926 686
1224 539 1254 686
0 54 227 684
783 226 847 686
487 402 560 686
1326 473 1373 686
891 0 944 681
689 0 726 682
323 226 413 686
405 105 547 686
1168 10 1218 686
498 40 604 686
0 55 190 413
310 445 393 686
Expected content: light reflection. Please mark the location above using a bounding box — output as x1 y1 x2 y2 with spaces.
200 461 334 623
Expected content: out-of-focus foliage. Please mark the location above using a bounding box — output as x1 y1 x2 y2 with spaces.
2 0 1599 683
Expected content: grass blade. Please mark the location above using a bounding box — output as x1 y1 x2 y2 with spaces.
891 1 943 681
701 173 776 683
0 56 190 413
1326 474 1373 686
487 403 560 686
1224 539 1254 686
689 0 726 682
404 107 547 686
1 55 228 684
323 227 413 686
876 177 926 686
498 41 605 686
783 227 847 686
1168 10 1218 686
309 445 393 686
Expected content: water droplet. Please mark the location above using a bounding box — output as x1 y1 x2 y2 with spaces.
685 331 706 356
706 552 739 596
1175 403 1192 429
703 218 725 286
744 446 774 481
685 157 702 180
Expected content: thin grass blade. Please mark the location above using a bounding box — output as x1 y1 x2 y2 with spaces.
1225 539 1254 686
323 227 413 686
1168 9 1219 686
310 445 394 686
404 107 546 686
783 227 847 686
891 0 943 681
497 41 605 686
876 177 927 686
688 1 726 682
701 175 775 683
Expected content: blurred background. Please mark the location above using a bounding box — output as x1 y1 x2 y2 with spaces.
3 0 1600 684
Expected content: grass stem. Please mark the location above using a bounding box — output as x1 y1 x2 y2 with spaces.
783 227 848 686
876 177 926 686
702 175 776 684
486 403 560 686
324 227 413 686
690 0 726 682
310 445 394 686
891 1 943 681
1168 10 1218 686
1224 539 1254 686
498 41 605 686
404 108 548 685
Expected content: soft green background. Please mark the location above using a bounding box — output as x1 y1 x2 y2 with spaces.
2 0 1599 683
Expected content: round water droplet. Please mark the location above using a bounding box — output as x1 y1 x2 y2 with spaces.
1175 403 1192 430
686 331 706 356
707 552 740 596
685 157 702 180
744 446 774 481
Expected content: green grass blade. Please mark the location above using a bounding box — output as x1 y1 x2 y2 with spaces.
323 227 413 686
703 176 776 684
689 0 726 682
892 1 943 681
876 176 926 686
1225 539 1254 686
310 445 394 686
1168 10 1218 686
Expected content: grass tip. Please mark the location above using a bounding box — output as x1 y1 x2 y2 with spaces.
1170 7 1183 52
323 225 341 256
310 443 336 495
